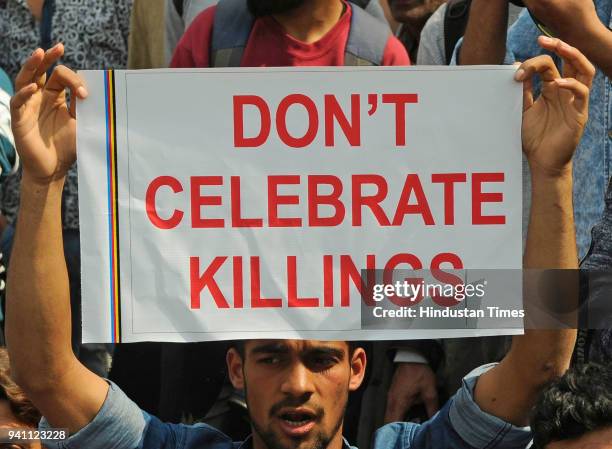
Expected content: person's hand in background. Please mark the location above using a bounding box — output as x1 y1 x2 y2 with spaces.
384 362 439 423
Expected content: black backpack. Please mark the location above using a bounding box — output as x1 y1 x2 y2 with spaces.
443 0 471 65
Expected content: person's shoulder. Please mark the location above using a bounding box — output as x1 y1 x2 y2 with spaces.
170 5 216 67
346 4 409 66
446 364 533 449
424 2 447 32
40 381 148 449
373 422 421 449
383 35 411 66
183 5 217 46
416 3 447 65
143 414 235 449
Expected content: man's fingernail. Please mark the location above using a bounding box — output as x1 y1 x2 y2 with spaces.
514 68 525 81
77 86 88 98
541 36 553 44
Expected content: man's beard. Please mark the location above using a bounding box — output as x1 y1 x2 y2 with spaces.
247 395 345 449
246 0 306 17
252 424 332 449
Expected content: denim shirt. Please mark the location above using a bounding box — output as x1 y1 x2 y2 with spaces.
506 3 612 259
40 364 532 449
452 2 612 258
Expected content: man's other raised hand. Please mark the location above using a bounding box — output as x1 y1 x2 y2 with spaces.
10 43 87 186
516 36 595 178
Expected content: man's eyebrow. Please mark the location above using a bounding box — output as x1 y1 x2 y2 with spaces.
250 343 289 354
307 347 345 360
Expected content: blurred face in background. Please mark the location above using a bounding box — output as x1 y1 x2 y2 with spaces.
247 0 307 17
388 0 446 26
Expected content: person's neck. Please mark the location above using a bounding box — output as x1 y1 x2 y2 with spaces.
272 0 346 44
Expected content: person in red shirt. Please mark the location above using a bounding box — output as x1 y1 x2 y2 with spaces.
160 0 409 441
170 0 410 68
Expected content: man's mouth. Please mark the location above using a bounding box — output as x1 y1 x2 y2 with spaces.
277 409 317 436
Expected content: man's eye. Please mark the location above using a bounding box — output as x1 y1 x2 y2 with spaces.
259 356 281 364
311 357 336 370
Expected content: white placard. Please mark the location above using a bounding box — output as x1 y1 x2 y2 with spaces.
77 66 523 343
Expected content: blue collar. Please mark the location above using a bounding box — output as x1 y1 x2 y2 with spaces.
236 435 356 449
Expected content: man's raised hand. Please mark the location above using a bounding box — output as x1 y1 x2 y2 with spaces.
516 36 594 178
10 44 88 186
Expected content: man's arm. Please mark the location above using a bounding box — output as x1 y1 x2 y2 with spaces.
577 24 612 79
524 0 612 79
6 45 109 433
458 0 509 65
474 37 594 426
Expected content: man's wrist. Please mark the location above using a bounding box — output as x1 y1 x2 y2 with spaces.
21 172 65 191
20 173 65 201
527 159 573 183
529 166 574 207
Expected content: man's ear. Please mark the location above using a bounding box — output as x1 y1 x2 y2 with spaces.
349 347 367 392
227 347 246 390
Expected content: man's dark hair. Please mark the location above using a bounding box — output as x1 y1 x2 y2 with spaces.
0 348 41 427
232 341 360 360
531 362 612 448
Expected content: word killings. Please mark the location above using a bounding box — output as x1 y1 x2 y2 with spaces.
190 252 464 310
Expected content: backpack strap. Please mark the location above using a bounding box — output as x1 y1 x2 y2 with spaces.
345 4 390 66
347 0 387 23
357 0 388 24
173 0 184 17
444 0 471 65
210 0 254 67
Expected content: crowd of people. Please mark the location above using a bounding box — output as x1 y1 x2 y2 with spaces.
1 0 612 448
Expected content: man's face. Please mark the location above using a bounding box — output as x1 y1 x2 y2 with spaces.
388 0 445 25
227 340 366 449
546 427 612 449
246 0 306 17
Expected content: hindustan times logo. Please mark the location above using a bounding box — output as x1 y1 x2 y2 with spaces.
362 270 527 329
372 279 487 303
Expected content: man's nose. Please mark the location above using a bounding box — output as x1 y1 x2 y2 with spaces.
280 361 316 397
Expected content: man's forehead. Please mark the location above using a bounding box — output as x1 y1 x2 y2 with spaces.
245 339 349 353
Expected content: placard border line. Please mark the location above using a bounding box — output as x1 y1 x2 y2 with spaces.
104 70 122 343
